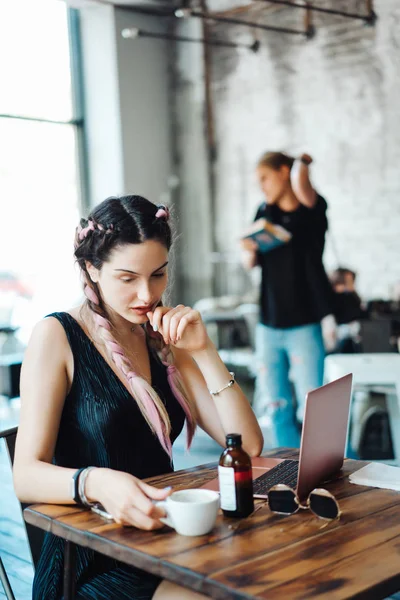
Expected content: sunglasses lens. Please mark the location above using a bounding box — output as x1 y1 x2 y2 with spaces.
268 489 298 515
309 492 339 520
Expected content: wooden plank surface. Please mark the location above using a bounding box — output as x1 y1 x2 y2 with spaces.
24 450 400 600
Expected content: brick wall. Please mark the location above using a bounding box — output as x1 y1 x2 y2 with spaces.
175 0 400 302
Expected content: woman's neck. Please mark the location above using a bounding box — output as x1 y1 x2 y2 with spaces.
80 303 143 347
276 189 300 212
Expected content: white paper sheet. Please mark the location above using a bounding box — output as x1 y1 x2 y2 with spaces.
349 462 400 491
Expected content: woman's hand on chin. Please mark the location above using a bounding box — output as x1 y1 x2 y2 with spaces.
147 305 209 353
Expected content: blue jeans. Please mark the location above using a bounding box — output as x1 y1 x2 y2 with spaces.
254 322 325 448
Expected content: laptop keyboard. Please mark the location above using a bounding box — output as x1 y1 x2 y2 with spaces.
253 459 299 495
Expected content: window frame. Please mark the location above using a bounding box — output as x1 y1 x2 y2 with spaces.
0 7 89 214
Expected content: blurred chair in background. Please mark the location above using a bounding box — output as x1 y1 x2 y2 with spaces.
324 353 400 464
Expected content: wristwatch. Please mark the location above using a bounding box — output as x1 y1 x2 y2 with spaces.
71 467 86 504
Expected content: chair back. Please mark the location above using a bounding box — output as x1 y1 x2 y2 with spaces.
0 426 45 568
359 319 392 353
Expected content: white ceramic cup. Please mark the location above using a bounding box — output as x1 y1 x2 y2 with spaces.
155 489 220 536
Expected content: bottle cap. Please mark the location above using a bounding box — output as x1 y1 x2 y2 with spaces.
226 433 242 447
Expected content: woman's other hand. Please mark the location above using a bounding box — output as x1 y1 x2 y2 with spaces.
86 468 171 530
240 238 258 252
300 153 313 165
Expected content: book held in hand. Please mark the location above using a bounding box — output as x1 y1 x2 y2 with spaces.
242 218 292 253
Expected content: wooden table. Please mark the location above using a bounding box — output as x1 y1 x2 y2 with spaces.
24 449 400 599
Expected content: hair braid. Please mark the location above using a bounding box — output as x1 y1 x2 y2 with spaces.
83 285 173 458
161 347 197 450
146 328 197 450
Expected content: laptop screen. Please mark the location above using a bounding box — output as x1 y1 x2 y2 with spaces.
296 373 353 500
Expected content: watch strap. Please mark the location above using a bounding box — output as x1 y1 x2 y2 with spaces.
71 467 86 504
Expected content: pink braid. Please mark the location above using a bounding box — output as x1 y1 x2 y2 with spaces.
84 284 99 305
78 220 95 240
160 348 196 450
126 373 172 457
92 311 173 458
155 206 170 220
76 220 114 248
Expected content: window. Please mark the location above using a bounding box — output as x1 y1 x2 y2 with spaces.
0 0 85 345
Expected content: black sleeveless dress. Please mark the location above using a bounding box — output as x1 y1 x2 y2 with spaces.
32 312 185 600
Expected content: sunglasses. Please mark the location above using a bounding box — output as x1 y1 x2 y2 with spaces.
267 484 341 521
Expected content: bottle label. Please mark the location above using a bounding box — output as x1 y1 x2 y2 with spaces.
218 466 237 511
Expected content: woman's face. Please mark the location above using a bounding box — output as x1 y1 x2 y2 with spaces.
88 239 169 327
257 164 290 204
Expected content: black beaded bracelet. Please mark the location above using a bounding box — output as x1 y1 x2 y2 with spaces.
70 467 86 504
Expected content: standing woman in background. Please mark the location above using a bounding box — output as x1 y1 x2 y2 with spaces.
13 195 263 600
241 152 334 448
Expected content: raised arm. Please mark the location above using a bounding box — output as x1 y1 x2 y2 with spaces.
149 306 264 457
290 153 317 208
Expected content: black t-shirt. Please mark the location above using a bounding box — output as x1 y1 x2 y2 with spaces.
332 291 364 325
254 194 334 328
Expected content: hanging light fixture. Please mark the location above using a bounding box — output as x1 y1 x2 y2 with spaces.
174 7 192 19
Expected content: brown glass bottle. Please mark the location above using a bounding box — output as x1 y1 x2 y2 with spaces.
218 433 254 518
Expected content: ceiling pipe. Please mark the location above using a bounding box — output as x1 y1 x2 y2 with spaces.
256 0 377 26
120 2 313 38
175 8 313 38
121 27 261 51
115 4 172 17
303 2 315 40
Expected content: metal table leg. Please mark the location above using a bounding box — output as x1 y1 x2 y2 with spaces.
63 540 76 600
0 555 16 600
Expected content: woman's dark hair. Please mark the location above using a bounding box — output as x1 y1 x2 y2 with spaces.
74 195 172 273
257 151 295 171
74 195 196 458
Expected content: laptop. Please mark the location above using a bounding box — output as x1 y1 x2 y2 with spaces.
202 373 353 501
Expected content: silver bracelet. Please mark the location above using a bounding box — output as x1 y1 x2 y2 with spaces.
209 372 235 396
79 466 97 507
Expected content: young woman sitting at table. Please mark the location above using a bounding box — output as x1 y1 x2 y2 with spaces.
13 195 263 600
